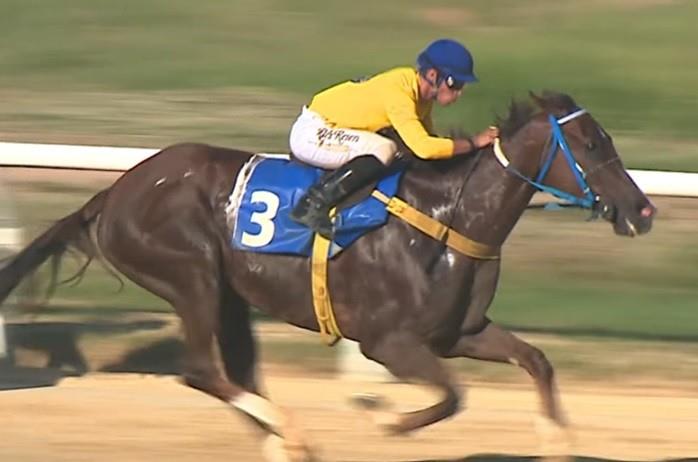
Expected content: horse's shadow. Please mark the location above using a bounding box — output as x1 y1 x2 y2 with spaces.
0 318 180 390
99 336 182 373
0 363 67 390
410 456 698 462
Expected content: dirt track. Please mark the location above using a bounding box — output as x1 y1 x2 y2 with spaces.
1 372 696 462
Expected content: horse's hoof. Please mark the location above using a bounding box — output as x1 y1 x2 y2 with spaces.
534 415 574 460
286 442 319 462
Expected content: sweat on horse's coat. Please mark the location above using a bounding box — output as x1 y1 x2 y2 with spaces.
0 92 655 462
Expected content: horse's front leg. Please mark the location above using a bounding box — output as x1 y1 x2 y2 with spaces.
354 329 462 434
443 320 572 457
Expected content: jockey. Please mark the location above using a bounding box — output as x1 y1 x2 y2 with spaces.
289 38 499 238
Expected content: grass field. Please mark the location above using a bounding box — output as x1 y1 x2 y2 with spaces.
1 0 697 170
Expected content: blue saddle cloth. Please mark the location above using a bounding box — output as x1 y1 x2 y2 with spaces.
230 156 403 257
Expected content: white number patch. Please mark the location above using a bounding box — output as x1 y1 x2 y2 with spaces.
240 190 280 248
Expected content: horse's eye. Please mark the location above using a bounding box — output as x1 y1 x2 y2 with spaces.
586 141 597 151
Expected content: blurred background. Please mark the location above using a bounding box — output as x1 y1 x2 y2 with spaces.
0 1 696 461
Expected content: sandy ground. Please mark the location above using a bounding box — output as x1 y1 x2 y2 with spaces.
0 372 696 462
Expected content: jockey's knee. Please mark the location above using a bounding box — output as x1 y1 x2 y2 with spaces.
372 139 398 165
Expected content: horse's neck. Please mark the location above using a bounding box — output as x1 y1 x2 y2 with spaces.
459 126 552 244
400 159 473 225
456 148 537 245
402 142 539 247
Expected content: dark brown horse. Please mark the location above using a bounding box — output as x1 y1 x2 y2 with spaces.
0 92 654 461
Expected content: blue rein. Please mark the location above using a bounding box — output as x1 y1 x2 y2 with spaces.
499 109 597 209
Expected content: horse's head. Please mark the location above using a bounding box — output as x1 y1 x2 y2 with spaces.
497 91 655 237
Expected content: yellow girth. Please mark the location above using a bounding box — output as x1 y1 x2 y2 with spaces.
311 191 501 345
370 190 501 260
311 231 343 345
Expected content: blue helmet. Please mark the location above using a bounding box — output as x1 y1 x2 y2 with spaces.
417 39 478 88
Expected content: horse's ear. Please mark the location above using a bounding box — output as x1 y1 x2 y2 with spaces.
529 91 548 111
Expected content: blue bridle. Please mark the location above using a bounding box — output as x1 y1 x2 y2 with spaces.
493 108 597 209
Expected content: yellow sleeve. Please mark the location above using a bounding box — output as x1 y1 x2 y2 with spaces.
384 92 455 159
422 114 436 136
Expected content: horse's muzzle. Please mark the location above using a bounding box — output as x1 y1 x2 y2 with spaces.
613 203 656 237
591 198 655 237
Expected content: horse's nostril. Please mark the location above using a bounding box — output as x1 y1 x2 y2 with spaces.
640 206 654 218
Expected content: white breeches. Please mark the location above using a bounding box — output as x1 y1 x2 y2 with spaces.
289 107 398 169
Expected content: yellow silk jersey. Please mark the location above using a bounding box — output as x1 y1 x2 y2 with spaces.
308 67 455 159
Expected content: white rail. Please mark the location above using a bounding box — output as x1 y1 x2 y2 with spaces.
0 141 696 197
0 141 158 171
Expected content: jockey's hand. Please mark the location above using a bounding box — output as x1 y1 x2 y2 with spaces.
453 126 500 155
472 126 499 149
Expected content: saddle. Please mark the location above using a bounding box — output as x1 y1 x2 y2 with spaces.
227 154 405 257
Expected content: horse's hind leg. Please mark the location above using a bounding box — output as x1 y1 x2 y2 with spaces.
217 284 261 393
357 330 461 434
154 271 312 460
99 191 312 461
444 321 572 455
102 236 237 402
217 285 315 462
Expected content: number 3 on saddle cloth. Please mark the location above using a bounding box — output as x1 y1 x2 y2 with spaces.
226 154 404 257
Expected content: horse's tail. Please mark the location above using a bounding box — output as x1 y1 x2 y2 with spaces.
0 188 109 306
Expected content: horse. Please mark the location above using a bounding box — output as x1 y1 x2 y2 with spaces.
0 91 655 461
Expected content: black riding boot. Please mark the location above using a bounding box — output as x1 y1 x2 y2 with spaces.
290 155 386 239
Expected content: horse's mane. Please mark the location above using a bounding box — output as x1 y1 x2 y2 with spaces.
389 90 578 172
405 146 480 173
497 91 578 139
